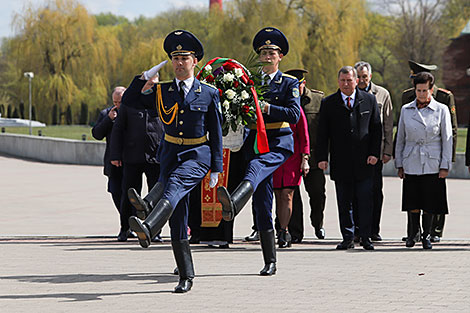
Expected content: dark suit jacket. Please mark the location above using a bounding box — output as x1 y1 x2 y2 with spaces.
92 106 120 176
110 82 164 165
316 88 382 182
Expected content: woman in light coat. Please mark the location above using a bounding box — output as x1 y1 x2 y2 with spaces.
395 72 452 249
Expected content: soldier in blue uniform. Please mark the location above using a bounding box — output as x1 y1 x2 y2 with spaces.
217 27 301 276
126 30 223 293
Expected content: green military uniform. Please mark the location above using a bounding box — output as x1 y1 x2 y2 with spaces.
398 60 457 241
290 87 327 241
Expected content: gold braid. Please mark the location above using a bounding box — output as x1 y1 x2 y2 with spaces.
157 84 178 125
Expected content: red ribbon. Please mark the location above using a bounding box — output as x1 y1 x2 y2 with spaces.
250 86 269 154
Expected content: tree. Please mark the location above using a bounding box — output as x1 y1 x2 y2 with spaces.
19 101 25 119
12 107 19 118
65 104 73 125
79 102 88 125
52 103 59 125
7 104 12 117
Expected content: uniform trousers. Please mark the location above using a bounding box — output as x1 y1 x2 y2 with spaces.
244 148 292 231
334 177 373 241
120 162 159 231
161 159 210 240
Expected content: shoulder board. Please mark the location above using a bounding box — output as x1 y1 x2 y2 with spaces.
282 73 297 80
437 88 451 95
403 87 414 93
201 81 218 89
310 89 324 95
157 80 172 85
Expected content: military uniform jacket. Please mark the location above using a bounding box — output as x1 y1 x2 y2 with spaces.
123 76 223 177
245 71 301 156
395 98 452 174
316 89 382 182
92 106 121 176
302 88 323 168
401 85 457 161
110 79 164 164
370 82 394 157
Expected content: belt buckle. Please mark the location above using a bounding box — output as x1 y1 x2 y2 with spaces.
177 137 184 145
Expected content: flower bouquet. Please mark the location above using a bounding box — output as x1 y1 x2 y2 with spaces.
196 57 269 153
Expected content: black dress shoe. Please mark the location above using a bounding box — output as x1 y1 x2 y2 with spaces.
315 228 325 239
244 231 259 242
117 229 129 242
174 278 193 293
259 262 276 276
291 237 302 244
277 229 292 248
422 236 432 250
405 238 415 248
336 240 354 250
353 235 360 243
430 235 440 243
151 233 163 243
370 234 382 241
361 238 374 250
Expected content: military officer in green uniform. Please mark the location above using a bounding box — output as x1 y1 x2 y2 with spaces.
284 69 327 242
400 60 457 243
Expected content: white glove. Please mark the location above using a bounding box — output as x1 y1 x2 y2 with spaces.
209 172 219 188
143 60 168 80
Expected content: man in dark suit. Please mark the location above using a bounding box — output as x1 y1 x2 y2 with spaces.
316 66 382 250
91 87 126 240
110 78 164 242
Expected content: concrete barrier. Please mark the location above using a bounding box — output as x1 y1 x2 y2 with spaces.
0 133 104 166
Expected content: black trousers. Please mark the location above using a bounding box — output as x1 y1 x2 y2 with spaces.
107 169 123 214
120 162 159 231
353 161 383 236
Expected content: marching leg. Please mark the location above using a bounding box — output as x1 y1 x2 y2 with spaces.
217 181 254 221
128 182 165 220
172 239 195 293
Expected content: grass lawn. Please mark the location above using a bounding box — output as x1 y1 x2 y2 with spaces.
2 125 469 152
0 125 98 142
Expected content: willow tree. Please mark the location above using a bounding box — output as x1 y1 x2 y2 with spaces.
7 0 120 124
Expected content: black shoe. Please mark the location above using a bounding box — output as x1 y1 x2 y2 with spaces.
128 188 151 220
173 267 179 275
174 278 193 293
422 235 432 250
291 237 302 244
277 229 292 248
244 230 259 242
217 181 253 222
189 236 200 244
430 235 440 243
370 234 382 241
129 217 151 248
151 233 163 243
361 237 374 250
336 240 354 250
259 263 276 276
402 236 408 242
405 238 415 248
315 228 325 239
117 229 129 242
127 231 137 239
353 235 360 243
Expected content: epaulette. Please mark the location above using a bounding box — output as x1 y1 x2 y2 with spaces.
282 73 297 80
201 81 218 89
157 80 172 85
437 88 452 95
311 89 324 95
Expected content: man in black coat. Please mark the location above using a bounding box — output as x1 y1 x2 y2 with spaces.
92 87 126 239
316 66 382 250
110 82 164 242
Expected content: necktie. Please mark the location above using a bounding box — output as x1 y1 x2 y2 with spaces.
179 81 185 101
346 97 352 109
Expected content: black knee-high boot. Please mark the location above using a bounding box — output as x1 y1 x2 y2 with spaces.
421 213 433 250
217 181 253 222
259 229 276 276
172 240 195 293
128 182 165 219
406 212 420 247
129 198 173 248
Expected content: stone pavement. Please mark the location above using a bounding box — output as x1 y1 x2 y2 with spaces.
1 155 469 312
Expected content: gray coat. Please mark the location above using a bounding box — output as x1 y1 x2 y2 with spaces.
395 98 452 175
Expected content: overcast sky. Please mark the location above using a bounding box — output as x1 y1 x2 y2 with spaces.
0 0 208 39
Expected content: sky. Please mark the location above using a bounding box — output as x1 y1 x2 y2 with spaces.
0 0 209 39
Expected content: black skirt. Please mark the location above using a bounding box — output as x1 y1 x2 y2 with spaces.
401 173 448 214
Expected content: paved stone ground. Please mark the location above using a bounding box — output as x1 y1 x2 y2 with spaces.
1 155 469 312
